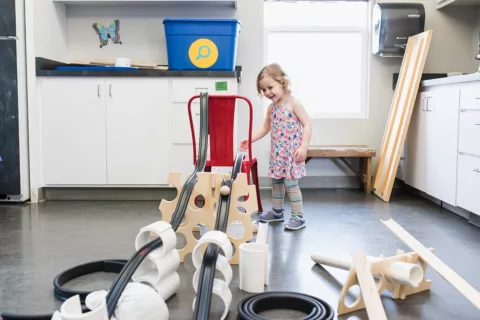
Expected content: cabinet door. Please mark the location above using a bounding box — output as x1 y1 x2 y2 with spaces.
425 87 460 206
41 78 107 185
405 91 429 192
105 79 169 185
457 154 480 216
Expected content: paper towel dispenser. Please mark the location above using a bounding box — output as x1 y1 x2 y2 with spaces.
372 3 425 57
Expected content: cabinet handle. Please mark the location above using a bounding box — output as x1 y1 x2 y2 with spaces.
474 169 480 173
97 84 100 97
195 87 209 92
425 97 433 112
475 124 480 126
109 84 112 97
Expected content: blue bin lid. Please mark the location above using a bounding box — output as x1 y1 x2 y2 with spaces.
163 18 242 26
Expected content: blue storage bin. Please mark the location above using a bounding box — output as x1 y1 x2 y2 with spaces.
163 18 242 71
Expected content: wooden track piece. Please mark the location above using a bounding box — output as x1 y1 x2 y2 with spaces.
214 172 256 264
159 172 215 262
373 30 433 202
350 250 388 320
158 171 257 264
337 249 432 315
382 218 480 310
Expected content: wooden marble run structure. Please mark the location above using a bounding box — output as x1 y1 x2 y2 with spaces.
312 218 480 319
159 171 258 264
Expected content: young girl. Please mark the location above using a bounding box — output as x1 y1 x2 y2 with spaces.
239 63 312 230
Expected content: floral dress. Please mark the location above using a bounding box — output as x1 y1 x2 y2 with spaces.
268 98 306 180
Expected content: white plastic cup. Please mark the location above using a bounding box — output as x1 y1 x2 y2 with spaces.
239 242 269 293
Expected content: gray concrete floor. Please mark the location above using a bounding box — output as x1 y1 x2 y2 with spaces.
1 189 480 319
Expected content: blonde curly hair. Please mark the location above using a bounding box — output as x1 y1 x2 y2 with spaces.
256 63 291 96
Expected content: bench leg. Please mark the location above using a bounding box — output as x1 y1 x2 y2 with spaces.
365 157 372 194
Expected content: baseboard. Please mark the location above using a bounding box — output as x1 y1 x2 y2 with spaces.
403 184 475 223
44 187 178 201
468 213 480 227
42 176 365 200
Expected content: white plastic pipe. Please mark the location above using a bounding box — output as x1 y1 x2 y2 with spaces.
311 252 424 287
143 271 181 302
239 242 269 293
132 249 180 284
255 221 269 244
58 295 108 320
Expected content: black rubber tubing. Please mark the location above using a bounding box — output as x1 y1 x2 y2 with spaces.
1 92 210 320
192 151 245 320
237 291 335 320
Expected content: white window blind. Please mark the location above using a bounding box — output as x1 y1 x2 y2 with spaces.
264 1 369 119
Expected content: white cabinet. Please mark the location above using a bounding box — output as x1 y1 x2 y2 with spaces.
405 91 429 193
458 111 480 157
405 85 460 206
40 77 170 186
406 78 480 217
105 79 170 185
457 154 480 215
41 78 107 185
39 76 239 186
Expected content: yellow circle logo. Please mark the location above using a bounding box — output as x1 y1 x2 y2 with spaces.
188 38 218 69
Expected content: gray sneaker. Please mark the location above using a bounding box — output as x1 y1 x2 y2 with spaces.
284 216 305 230
259 210 284 222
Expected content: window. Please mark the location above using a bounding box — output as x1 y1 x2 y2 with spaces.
264 1 370 119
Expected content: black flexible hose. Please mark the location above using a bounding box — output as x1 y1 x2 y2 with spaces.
1 92 210 320
192 151 244 320
237 292 335 320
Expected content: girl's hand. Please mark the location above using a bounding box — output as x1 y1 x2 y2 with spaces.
294 146 307 163
239 139 249 151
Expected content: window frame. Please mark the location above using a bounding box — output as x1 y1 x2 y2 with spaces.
263 7 371 120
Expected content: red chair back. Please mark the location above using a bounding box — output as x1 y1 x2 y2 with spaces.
188 94 253 166
207 97 235 166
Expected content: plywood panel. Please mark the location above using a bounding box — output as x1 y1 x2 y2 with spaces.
373 30 433 202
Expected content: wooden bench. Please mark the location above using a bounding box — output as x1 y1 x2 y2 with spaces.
306 145 376 194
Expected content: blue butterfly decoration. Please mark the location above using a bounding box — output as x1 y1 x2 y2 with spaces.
92 19 122 48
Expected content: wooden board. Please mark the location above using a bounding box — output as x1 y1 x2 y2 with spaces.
70 59 168 70
350 250 388 320
307 145 376 158
382 218 480 310
373 30 433 202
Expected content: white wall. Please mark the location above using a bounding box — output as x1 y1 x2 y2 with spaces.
26 0 69 201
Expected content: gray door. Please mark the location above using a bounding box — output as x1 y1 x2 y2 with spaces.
0 39 19 196
0 0 16 36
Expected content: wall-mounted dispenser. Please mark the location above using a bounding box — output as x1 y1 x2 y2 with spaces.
372 3 425 57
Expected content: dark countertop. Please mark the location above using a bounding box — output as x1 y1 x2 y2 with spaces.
35 57 242 79
392 73 448 90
